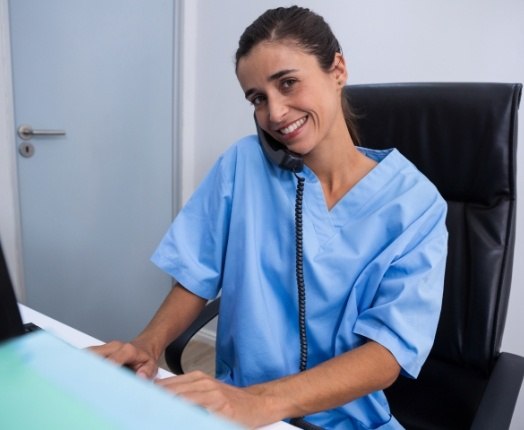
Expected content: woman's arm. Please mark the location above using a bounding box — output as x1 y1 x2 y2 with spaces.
250 340 400 422
157 340 400 428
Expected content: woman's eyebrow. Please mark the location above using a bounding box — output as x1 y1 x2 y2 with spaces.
268 68 298 82
244 69 298 99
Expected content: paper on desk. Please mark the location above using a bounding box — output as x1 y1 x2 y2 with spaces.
0 330 244 429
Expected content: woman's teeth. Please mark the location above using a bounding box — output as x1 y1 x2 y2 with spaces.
280 117 306 135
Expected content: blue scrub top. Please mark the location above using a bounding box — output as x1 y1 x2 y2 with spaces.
151 135 448 430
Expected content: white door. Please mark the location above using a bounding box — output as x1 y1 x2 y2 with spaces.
9 0 174 341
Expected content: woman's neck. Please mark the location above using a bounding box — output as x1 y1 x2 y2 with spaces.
305 132 377 210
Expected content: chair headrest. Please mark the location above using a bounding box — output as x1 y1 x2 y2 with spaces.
345 83 522 205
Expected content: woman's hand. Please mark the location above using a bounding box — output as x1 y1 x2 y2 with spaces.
88 285 208 380
89 339 158 379
156 371 273 428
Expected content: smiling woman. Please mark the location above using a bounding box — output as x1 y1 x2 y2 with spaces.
91 6 448 430
236 10 359 149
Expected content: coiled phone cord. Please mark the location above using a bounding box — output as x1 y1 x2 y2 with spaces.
291 173 326 430
294 173 308 372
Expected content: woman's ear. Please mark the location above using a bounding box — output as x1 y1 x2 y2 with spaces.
331 52 348 86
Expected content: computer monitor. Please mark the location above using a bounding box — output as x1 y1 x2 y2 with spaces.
0 241 243 430
0 241 25 342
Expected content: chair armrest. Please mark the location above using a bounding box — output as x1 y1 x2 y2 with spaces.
164 297 220 375
470 352 524 430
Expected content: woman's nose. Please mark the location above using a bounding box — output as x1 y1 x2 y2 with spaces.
267 95 288 124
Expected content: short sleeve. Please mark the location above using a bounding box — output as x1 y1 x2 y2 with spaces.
353 195 448 378
150 149 236 300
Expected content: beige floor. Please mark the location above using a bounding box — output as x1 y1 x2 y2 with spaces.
159 339 216 376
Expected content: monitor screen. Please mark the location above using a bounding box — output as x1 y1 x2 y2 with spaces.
0 330 243 429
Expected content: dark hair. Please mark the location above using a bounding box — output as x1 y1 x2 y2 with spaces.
236 6 359 144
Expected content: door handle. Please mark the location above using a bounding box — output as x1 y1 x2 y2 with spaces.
17 124 66 140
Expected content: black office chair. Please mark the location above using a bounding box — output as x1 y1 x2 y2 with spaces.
165 83 524 430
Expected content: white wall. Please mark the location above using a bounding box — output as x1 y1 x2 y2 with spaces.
185 0 524 427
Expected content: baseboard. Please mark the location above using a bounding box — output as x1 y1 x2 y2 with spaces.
193 327 216 346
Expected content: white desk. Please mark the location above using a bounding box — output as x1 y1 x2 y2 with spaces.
19 304 295 430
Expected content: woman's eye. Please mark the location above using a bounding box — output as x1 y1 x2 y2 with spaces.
281 78 297 90
250 95 265 106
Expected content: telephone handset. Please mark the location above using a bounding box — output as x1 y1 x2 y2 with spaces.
255 115 304 172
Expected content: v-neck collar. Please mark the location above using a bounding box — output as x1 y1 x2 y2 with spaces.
299 147 400 244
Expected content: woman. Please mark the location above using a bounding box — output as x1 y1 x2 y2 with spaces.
92 6 447 429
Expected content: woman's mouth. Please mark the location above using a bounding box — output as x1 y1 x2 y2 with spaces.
279 116 307 136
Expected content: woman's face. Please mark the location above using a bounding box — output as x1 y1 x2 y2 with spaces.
236 40 347 158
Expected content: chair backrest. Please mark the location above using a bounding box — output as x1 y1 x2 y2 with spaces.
345 82 522 429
